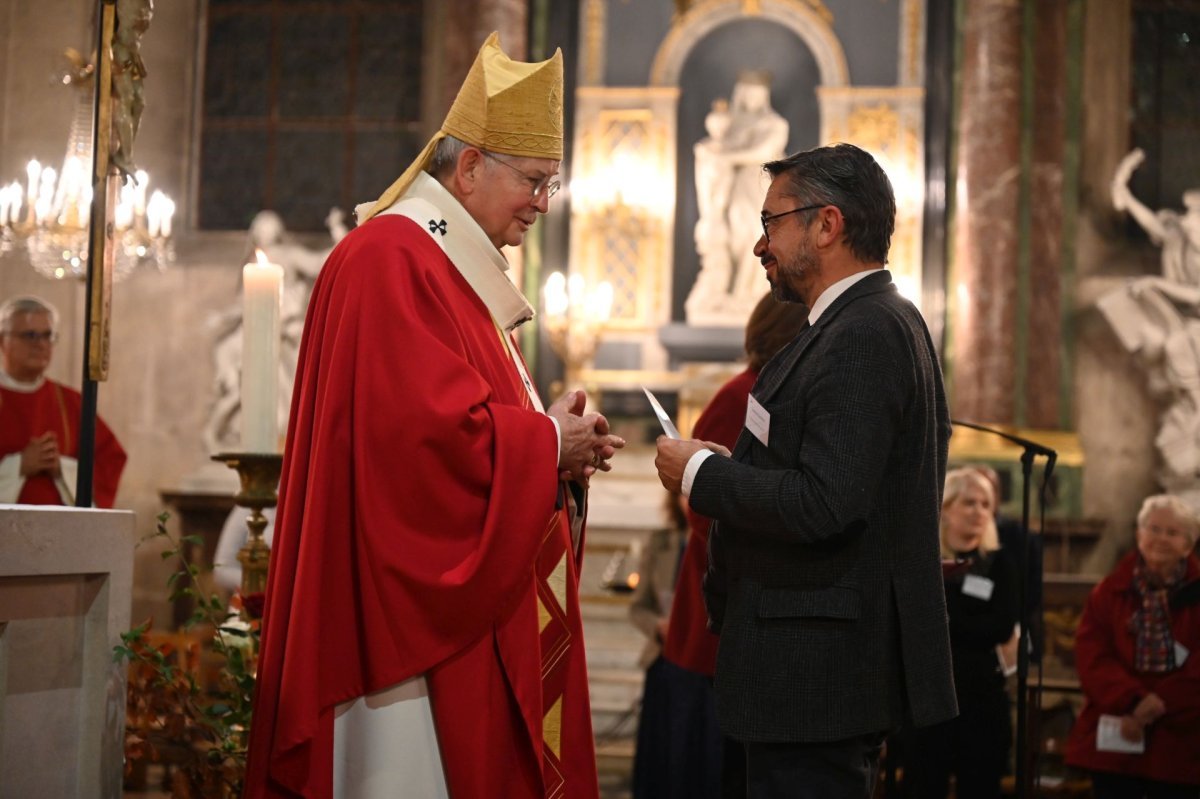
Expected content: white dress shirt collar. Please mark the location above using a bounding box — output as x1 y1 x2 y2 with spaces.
807 268 885 324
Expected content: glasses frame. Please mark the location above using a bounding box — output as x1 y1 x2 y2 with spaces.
5 330 58 344
482 151 561 201
760 203 825 244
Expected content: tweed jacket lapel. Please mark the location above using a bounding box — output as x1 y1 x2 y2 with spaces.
729 327 814 460
730 271 896 460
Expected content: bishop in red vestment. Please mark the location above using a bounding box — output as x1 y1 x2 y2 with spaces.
0 296 126 508
244 34 622 799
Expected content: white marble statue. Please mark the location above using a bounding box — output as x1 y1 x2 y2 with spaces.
1099 148 1200 509
203 209 349 453
686 72 789 326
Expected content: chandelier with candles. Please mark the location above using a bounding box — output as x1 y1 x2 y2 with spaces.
0 54 174 281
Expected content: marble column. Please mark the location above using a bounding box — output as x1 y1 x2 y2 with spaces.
951 0 1023 425
1026 0 1068 429
952 0 1069 429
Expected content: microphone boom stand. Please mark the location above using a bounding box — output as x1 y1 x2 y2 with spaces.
951 419 1057 799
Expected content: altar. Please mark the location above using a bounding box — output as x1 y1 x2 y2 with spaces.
0 506 134 798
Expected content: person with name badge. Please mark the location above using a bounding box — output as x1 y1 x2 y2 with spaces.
653 143 955 799
637 293 809 798
900 468 1019 799
1065 494 1200 799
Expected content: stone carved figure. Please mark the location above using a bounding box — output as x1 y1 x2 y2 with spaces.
1099 148 1200 509
111 0 153 179
686 72 789 326
203 209 349 453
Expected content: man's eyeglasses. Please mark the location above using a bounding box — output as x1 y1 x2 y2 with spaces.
483 152 561 201
760 204 825 244
4 330 58 343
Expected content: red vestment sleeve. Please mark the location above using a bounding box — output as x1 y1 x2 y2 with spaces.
246 217 562 797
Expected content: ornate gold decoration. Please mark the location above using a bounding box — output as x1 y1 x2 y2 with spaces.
583 0 607 86
88 2 118 382
1043 607 1082 655
212 452 284 604
573 104 672 330
901 0 925 85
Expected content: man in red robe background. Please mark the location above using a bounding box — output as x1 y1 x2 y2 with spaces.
0 295 126 508
244 33 624 798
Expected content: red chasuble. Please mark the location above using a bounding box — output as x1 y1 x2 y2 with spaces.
245 214 597 798
661 367 757 677
0 379 126 508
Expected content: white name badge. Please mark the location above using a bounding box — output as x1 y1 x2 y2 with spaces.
962 574 995 601
745 394 770 447
1176 640 1190 667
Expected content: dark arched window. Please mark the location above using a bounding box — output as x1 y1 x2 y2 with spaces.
198 0 424 231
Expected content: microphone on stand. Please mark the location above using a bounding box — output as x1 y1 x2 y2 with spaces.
949 419 1057 799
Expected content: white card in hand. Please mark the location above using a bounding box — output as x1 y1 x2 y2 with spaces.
642 386 681 439
1096 714 1145 754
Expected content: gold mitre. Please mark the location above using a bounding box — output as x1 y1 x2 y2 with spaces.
360 32 564 222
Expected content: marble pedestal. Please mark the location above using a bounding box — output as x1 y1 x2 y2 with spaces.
658 322 744 366
0 506 135 798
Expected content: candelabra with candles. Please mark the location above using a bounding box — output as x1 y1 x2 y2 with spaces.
542 271 613 391
0 61 174 280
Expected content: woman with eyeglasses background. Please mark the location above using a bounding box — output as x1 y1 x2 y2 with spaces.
0 294 126 507
1065 494 1200 799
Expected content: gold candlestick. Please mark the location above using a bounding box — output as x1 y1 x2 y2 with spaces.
212 452 283 608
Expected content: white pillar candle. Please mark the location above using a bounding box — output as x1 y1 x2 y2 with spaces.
146 191 163 237
241 249 283 452
161 196 175 238
134 170 149 216
25 160 40 203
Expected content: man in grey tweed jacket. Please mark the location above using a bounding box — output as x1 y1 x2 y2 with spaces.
656 143 957 798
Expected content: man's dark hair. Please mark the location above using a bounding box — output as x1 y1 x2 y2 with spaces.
763 142 896 264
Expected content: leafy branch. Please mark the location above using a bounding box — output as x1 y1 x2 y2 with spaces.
114 512 259 797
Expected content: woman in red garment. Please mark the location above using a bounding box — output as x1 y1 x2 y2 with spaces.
1065 494 1200 799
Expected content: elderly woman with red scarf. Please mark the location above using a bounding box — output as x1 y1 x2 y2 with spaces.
1066 494 1200 799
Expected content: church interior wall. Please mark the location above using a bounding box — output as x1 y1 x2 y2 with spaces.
0 0 210 626
0 0 532 627
0 0 1191 635
600 0 674 86
823 0 900 85
1070 0 1160 569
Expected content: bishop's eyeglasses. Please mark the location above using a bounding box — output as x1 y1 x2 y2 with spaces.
483 152 561 201
760 204 825 244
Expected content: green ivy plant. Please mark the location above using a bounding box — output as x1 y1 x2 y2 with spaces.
114 512 260 798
